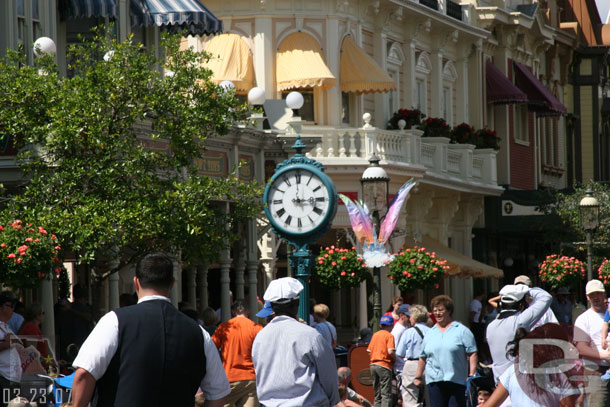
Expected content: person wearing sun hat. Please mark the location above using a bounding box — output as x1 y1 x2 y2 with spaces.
367 315 396 407
486 283 552 389
252 277 339 407
574 279 610 406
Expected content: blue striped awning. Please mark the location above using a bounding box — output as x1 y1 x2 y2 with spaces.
131 0 222 36
58 0 117 20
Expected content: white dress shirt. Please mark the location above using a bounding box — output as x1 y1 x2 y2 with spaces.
252 315 339 407
72 295 230 400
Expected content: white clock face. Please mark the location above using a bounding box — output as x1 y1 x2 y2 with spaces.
267 168 331 234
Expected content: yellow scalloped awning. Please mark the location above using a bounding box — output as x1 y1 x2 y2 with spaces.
405 236 504 279
276 32 336 91
204 33 255 92
340 36 396 94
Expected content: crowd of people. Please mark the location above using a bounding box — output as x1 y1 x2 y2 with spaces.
3 254 610 407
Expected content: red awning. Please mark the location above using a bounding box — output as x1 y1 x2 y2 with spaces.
486 60 528 105
514 61 568 116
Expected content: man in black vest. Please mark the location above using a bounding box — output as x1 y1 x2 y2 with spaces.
72 253 230 407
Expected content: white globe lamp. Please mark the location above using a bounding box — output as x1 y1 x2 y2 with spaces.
33 37 56 57
248 87 266 106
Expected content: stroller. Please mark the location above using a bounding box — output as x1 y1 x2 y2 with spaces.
466 363 495 407
35 372 74 406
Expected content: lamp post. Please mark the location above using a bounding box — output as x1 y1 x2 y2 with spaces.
579 188 600 281
360 154 390 330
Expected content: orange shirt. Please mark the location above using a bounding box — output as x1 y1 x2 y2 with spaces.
367 329 395 370
212 315 263 382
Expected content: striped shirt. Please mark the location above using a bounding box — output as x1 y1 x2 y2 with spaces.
252 315 339 406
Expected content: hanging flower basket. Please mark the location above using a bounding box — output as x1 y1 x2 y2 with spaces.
474 128 501 150
598 259 610 286
0 220 62 288
387 247 450 291
315 246 370 289
538 254 585 289
451 123 476 145
387 108 425 130
419 117 451 138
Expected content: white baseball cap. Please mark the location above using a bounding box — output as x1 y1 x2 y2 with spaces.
586 279 606 295
263 277 303 304
499 284 529 303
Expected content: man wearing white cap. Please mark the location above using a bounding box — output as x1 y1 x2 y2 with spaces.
574 279 610 407
251 277 339 407
513 275 558 328
486 284 552 390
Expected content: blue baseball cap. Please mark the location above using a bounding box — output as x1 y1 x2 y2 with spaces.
397 304 410 316
256 301 274 318
380 315 394 326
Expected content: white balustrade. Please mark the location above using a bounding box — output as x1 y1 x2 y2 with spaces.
298 113 498 187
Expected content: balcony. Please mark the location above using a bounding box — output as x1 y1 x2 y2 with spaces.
419 0 439 11
293 116 498 187
447 0 462 20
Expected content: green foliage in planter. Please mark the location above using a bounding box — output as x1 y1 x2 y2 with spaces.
315 246 370 289
387 247 450 291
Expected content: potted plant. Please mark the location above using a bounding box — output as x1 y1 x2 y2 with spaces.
315 246 370 289
387 108 425 130
419 117 451 139
598 259 610 286
0 220 62 288
387 247 450 291
451 123 476 145
538 254 585 289
474 128 501 150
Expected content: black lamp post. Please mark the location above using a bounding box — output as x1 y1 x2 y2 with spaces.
579 188 600 281
360 153 390 331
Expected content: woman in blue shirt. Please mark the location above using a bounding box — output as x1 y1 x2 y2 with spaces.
414 295 478 407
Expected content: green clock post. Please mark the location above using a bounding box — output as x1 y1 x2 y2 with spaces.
263 136 337 322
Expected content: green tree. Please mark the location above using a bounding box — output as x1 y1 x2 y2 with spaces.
0 28 262 277
549 182 610 263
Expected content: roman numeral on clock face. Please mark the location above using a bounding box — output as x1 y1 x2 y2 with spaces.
315 197 325 202
295 170 301 184
285 215 292 226
276 208 285 218
297 218 302 228
313 207 323 215
272 199 282 204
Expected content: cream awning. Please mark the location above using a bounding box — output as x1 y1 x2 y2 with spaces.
340 36 396 94
276 32 337 91
406 236 503 279
203 33 255 92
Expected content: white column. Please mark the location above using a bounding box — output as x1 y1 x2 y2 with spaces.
468 40 484 128
198 263 209 311
404 42 416 108
117 0 129 41
108 272 120 310
220 203 232 322
254 17 274 99
187 266 197 307
326 18 342 125
373 32 388 127
457 49 469 123
41 274 55 354
431 51 444 118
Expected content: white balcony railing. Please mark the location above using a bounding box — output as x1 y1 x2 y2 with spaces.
298 114 497 186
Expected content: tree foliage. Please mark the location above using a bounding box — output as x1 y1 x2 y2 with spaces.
549 182 610 262
0 28 262 275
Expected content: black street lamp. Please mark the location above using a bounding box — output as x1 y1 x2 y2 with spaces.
579 188 600 281
360 153 390 330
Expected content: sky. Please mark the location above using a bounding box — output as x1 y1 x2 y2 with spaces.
597 0 610 23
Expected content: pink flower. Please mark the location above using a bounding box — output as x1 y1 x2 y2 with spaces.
7 253 16 258
351 273 355 277
409 259 415 264
34 239 40 243
16 258 22 264
341 256 346 260
51 234 57 240
324 254 329 258
318 260 323 264
0 244 4 248
434 283 440 289
55 245 61 250
0 225 3 231
329 250 334 254
340 271 346 276
331 262 337 266
25 237 33 243
38 227 48 235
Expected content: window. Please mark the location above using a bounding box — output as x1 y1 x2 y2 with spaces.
416 79 426 111
17 0 26 49
515 105 529 144
341 92 350 125
442 87 452 125
282 89 315 122
31 0 42 45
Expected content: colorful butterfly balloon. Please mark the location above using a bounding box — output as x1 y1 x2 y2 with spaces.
339 178 416 268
